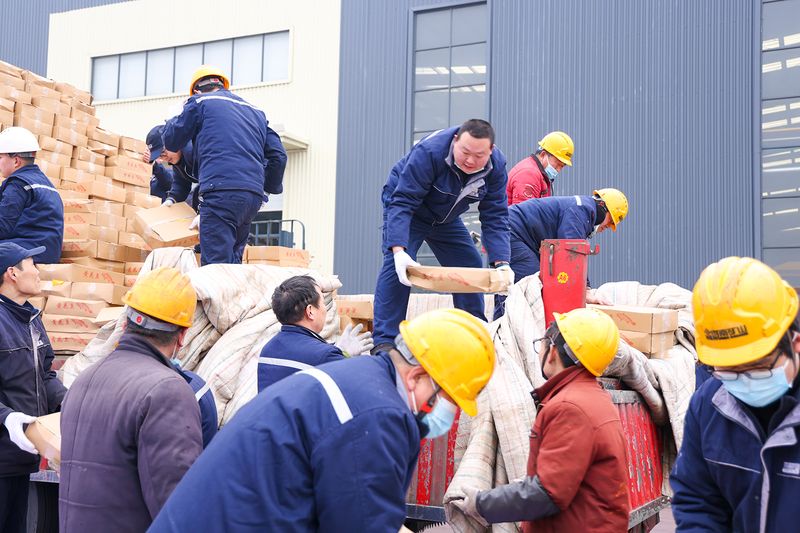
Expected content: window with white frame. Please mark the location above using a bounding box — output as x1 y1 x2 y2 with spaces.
91 31 290 101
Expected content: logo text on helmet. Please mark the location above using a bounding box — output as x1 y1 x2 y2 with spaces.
704 325 748 340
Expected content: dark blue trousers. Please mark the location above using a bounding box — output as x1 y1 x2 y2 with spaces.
493 232 541 320
198 190 262 265
373 216 485 346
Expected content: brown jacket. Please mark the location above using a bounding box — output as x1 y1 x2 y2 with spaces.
523 366 629 533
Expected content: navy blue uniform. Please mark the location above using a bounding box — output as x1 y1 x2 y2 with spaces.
374 127 509 345
257 325 345 391
173 365 217 448
163 90 287 265
0 164 64 264
165 142 198 210
148 353 421 532
150 164 173 201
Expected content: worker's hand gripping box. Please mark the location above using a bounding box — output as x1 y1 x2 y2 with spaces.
335 297 374 333
24 413 61 470
133 202 200 249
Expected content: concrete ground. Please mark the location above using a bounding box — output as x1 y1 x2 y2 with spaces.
422 506 676 532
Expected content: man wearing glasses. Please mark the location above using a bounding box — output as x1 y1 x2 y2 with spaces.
671 256 800 532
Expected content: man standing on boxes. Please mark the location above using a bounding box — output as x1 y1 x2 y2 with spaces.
0 127 64 263
257 275 373 391
0 243 66 533
373 119 511 350
59 267 203 532
162 65 287 265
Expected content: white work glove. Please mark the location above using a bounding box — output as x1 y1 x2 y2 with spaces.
335 323 374 356
188 215 200 231
3 412 37 455
496 263 514 282
163 198 175 207
393 250 420 287
450 486 489 527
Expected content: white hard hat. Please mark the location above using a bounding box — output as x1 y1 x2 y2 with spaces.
0 127 40 155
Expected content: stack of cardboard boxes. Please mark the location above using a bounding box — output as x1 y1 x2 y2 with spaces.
590 304 679 357
243 245 310 267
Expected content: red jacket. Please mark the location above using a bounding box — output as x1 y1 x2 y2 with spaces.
523 366 630 533
506 156 551 205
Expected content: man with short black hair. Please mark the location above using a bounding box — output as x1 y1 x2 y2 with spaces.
0 242 66 533
373 118 512 349
257 275 373 391
0 127 64 264
59 267 203 532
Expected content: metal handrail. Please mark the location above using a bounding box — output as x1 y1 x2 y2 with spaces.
249 218 306 249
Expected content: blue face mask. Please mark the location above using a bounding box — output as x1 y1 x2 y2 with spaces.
543 162 559 181
721 362 791 407
422 395 457 439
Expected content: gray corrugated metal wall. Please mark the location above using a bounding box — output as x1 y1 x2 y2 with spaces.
0 0 127 75
334 0 756 293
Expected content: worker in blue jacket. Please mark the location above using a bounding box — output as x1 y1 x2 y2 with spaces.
170 363 217 448
373 119 511 348
494 188 628 319
162 65 287 265
257 275 373 391
146 125 173 201
149 309 496 533
671 257 800 532
0 127 64 264
147 125 200 210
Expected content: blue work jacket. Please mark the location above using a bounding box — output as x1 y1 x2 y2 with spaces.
173 364 217 448
257 324 345 391
162 89 287 196
382 127 509 263
0 164 64 264
150 164 173 201
148 352 421 532
671 378 800 532
508 195 599 254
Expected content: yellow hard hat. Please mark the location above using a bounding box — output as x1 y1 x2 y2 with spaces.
122 267 197 328
554 308 620 376
399 308 495 416
593 188 628 231
538 131 575 166
189 65 230 95
693 257 798 367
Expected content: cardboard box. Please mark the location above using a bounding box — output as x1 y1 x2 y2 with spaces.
45 296 108 318
133 203 200 249
14 116 52 137
88 181 125 203
96 241 127 262
70 100 95 116
88 139 117 157
95 212 126 229
70 107 98 126
42 313 100 333
24 413 61 467
32 96 70 117
22 71 57 90
40 280 71 298
0 109 13 128
0 97 14 113
34 160 61 181
66 256 125 273
28 296 47 310
55 126 88 147
71 158 103 173
56 115 88 136
14 104 55 125
93 306 124 326
335 298 374 333
123 183 150 195
93 200 124 217
125 191 161 208
619 330 676 355
39 135 73 156
104 155 150 187
118 232 149 250
48 177 62 188
61 239 97 258
63 223 89 240
94 174 113 185
70 282 128 305
245 246 310 267
87 127 119 146
55 82 92 105
64 211 97 225
49 332 95 352
124 275 137 287
0 85 30 104
37 149 71 167
62 198 95 213
0 60 22 78
126 218 138 233
589 305 679 334
88 225 119 243
24 84 60 101
59 180 93 194
122 246 148 263
124 262 144 275
119 136 148 154
38 262 123 285
58 189 89 200
407 265 513 294
0 72 26 91
123 203 142 218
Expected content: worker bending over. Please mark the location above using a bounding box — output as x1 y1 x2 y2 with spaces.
373 119 511 349
163 65 287 265
150 309 495 532
671 257 800 531
506 131 574 204
0 127 63 264
59 268 204 532
494 188 628 319
454 307 630 532
257 275 373 391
